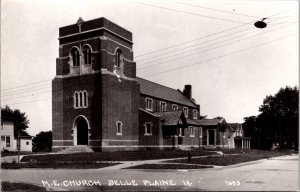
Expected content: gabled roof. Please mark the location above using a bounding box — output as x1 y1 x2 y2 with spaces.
229 123 243 131
137 77 198 108
154 111 187 126
186 118 201 126
196 118 225 126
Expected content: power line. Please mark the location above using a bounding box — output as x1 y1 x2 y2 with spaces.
1 91 51 101
175 1 260 19
1 79 52 91
133 1 248 24
144 33 297 78
137 21 297 70
2 98 52 106
136 15 294 64
0 9 294 101
2 32 296 106
1 86 52 97
134 9 293 58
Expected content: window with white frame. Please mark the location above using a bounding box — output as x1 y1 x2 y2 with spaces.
1 136 5 141
70 47 80 67
172 104 178 111
183 107 188 118
160 101 167 112
178 128 184 137
116 121 122 135
199 127 202 138
74 90 88 109
189 126 195 137
193 109 198 119
82 45 92 64
144 122 152 136
145 98 153 111
116 49 122 68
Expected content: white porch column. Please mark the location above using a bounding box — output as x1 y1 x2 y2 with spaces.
242 140 244 149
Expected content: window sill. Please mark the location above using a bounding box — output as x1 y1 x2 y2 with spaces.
144 134 152 136
145 108 153 112
190 135 195 138
116 133 122 136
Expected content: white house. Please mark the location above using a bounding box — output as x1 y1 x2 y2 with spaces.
1 119 32 152
227 123 251 149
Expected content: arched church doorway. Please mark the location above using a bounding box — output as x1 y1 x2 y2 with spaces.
74 116 89 145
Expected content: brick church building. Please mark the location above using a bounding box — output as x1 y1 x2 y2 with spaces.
52 17 250 152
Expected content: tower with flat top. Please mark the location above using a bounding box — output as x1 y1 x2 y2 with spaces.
52 17 140 151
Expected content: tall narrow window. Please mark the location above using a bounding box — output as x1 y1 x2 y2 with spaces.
199 127 202 138
193 109 198 119
183 107 188 118
172 104 178 111
160 101 167 112
116 121 122 135
83 91 88 107
6 136 10 147
79 92 83 107
116 49 122 67
70 47 80 66
144 122 152 136
189 127 195 137
178 128 184 137
145 98 153 111
74 92 79 108
82 45 92 64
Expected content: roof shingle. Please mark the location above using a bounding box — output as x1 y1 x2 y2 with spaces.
137 77 198 108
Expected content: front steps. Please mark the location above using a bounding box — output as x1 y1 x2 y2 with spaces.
57 145 93 154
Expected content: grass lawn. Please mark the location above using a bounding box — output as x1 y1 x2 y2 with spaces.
1 162 118 169
124 163 213 169
1 181 46 191
21 150 216 163
166 150 297 166
1 151 34 157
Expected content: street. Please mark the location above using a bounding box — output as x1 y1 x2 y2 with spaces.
1 154 298 191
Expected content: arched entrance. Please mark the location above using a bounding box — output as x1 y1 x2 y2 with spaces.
74 116 89 145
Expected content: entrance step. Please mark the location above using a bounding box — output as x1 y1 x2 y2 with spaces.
57 145 93 154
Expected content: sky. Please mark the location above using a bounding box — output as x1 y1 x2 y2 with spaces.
1 0 298 136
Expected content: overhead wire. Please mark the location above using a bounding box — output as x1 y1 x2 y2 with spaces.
137 20 298 70
133 1 248 24
1 8 296 105
134 8 294 58
174 1 261 19
144 32 297 78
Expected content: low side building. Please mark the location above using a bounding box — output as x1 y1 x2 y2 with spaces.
0 119 33 152
228 123 251 149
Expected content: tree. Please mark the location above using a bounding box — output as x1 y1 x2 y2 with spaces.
1 106 30 137
32 131 52 152
260 86 298 150
243 86 298 150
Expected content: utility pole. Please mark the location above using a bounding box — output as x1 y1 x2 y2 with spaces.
17 129 20 163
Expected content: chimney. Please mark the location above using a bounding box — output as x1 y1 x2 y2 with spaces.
183 85 192 99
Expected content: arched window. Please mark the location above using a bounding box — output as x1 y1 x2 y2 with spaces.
115 49 122 68
74 92 79 108
82 45 92 64
74 90 88 109
83 91 88 107
79 92 83 107
70 47 80 67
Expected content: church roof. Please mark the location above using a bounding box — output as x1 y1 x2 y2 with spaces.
154 111 187 126
137 77 198 108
